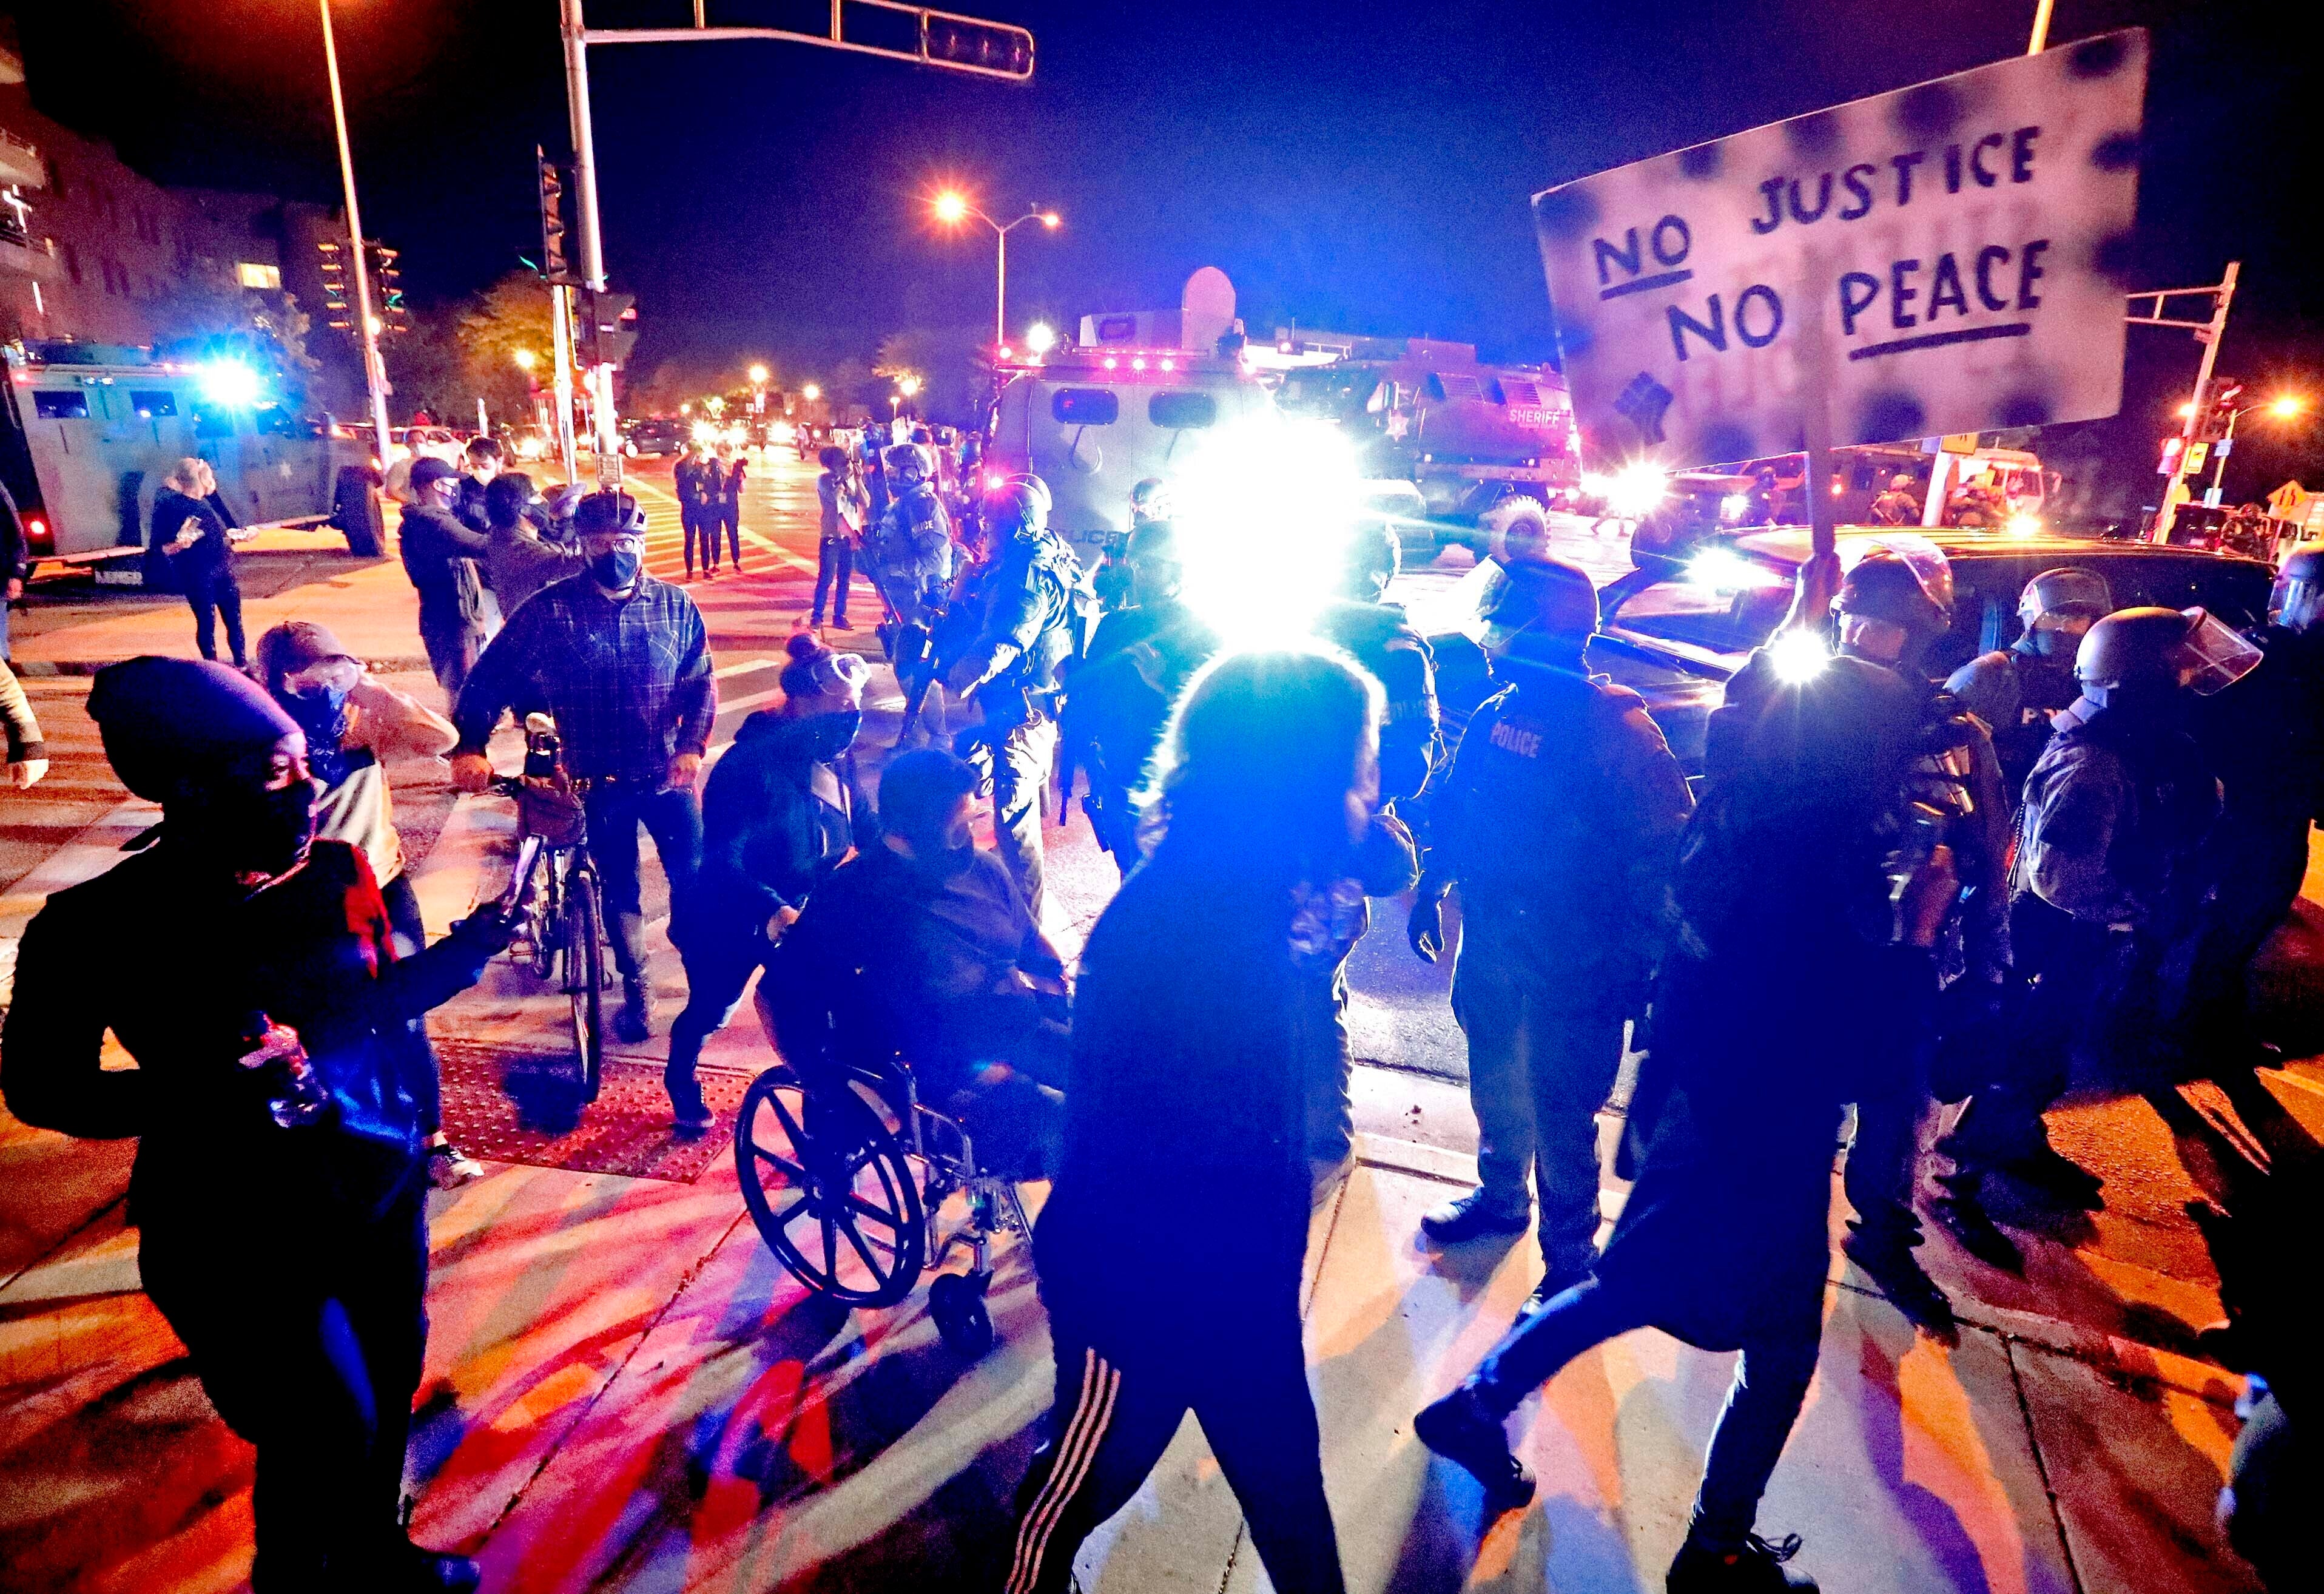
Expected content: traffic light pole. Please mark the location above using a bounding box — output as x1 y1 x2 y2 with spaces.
550 282 579 482
2135 260 2238 542
553 0 1032 477
318 0 394 468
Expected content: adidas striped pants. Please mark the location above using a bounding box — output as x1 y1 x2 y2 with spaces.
1005 1330 1346 1594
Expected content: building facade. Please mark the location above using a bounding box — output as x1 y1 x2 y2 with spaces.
1 32 379 413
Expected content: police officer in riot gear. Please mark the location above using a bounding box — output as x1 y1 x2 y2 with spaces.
1312 521 1441 806
1065 518 1220 868
871 443 957 747
948 473 1083 920
1815 540 2011 1336
2184 542 2324 1064
1946 567 2114 797
1935 608 2248 1263
1868 473 1921 526
1410 556 1693 1304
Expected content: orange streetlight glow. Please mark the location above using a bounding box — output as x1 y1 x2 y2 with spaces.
933 190 969 225
2271 394 2307 420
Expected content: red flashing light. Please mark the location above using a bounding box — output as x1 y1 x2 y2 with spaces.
985 472 1005 488
25 513 50 549
997 346 1012 360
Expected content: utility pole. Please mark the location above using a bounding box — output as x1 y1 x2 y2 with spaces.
318 0 393 465
2027 0 2055 53
2130 261 2238 542
559 0 620 482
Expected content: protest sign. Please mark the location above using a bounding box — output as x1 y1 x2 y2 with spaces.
1534 30 2147 473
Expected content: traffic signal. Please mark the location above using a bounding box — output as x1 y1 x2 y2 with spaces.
2158 435 2186 476
367 242 406 333
925 15 1034 78
537 147 570 283
2197 380 2245 444
582 292 637 369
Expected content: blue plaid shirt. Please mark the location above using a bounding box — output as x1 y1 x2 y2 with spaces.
454 573 716 782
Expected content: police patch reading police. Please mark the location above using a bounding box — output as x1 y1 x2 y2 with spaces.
1533 30 2147 468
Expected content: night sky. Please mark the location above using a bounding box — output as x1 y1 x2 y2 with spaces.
6 0 2317 500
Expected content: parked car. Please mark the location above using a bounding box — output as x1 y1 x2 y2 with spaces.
1422 529 2276 772
622 417 687 458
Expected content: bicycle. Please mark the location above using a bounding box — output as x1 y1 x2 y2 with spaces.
490 713 608 1098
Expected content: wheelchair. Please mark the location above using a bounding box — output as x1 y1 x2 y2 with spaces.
732 981 1047 1357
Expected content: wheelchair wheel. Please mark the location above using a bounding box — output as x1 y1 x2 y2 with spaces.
926 1270 994 1357
736 1070 926 1308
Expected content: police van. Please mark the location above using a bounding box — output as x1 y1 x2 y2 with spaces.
2 340 382 583
980 345 1277 568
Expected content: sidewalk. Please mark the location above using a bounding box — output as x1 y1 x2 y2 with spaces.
0 1116 2263 1593
0 471 2275 1592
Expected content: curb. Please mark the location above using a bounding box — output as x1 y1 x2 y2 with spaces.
12 655 436 678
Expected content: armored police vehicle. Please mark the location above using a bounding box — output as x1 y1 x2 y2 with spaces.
2 340 380 582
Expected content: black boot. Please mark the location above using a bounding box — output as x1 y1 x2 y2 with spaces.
1928 1188 2024 1272
1420 1189 1531 1244
1843 1228 1956 1339
1516 1260 1595 1320
615 976 653 1044
1414 1385 1535 1515
1667 1532 1817 1592
352 1536 483 1593
665 1058 713 1136
1998 1144 2104 1211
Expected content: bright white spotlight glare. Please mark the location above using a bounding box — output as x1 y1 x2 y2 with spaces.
197 359 263 408
2006 510 2043 537
1168 413 1365 645
1769 627 1833 684
1025 322 1057 355
1721 491 1751 521
1605 462 1668 519
690 420 718 443
1688 546 1781 592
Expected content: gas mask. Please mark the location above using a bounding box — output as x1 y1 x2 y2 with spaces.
805 709 864 762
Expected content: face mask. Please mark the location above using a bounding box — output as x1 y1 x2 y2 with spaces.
589 548 641 589
805 709 863 761
278 685 352 788
186 778 318 882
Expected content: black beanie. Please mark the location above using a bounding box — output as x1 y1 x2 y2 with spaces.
88 657 300 801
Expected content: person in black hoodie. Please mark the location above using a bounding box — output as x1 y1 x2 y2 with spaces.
662 633 871 1131
151 456 249 667
1 657 510 1593
1005 646 1393 1594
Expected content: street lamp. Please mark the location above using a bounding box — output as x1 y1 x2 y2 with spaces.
317 0 393 460
514 349 539 371
801 382 821 402
2209 393 2311 498
747 362 770 386
930 190 1062 346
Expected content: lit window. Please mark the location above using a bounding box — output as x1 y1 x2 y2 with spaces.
237 262 283 290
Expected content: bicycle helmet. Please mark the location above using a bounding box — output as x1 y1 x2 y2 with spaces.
571 490 647 538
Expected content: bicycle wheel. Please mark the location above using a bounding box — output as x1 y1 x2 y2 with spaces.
564 860 607 1099
735 1070 926 1308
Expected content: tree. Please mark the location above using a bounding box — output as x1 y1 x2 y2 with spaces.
455 272 557 427
874 325 985 424
381 310 467 426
